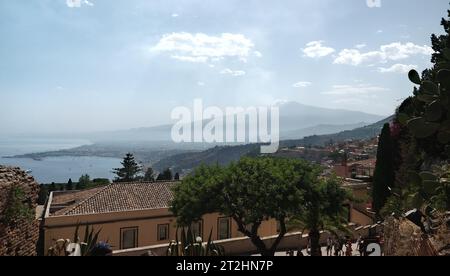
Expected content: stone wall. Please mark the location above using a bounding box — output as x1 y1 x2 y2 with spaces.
0 166 40 256
383 216 448 256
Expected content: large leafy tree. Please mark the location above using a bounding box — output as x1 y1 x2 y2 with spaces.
289 176 351 256
372 124 395 216
112 153 142 183
171 157 348 256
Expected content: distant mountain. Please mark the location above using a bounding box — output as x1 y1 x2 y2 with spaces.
280 122 368 140
153 144 261 172
281 115 393 148
154 116 393 172
277 102 383 132
86 102 384 143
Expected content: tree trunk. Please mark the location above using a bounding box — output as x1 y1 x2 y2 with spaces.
251 236 274 256
309 229 322 256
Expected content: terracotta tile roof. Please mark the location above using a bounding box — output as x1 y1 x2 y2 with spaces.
52 187 105 205
347 158 377 168
54 182 178 216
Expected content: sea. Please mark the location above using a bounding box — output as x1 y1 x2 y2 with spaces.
0 138 121 184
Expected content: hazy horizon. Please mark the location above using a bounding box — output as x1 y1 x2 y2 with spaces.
1 0 448 135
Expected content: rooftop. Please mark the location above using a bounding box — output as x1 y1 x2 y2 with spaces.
50 182 179 217
347 158 376 168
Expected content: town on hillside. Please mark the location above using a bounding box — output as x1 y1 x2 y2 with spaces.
0 0 449 263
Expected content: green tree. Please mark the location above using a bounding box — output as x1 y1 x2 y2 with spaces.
3 186 34 225
143 167 156 182
171 157 330 256
92 178 110 187
66 179 73 191
372 124 395 216
49 182 56 192
392 6 450 212
38 184 49 205
112 153 142 183
77 174 91 190
174 172 180 181
157 168 173 181
289 176 351 256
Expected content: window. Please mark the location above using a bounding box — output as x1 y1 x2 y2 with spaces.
158 224 169 241
191 221 203 240
218 217 231 240
120 227 138 249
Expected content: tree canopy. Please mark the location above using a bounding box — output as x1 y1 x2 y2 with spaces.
171 157 349 256
112 153 142 183
157 168 173 181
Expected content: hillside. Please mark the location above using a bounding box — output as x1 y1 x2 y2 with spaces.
85 102 383 142
154 116 393 172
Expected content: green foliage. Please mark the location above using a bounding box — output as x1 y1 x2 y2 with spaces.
2 186 34 225
393 7 450 213
92 178 110 186
157 168 173 181
66 179 73 191
167 227 224 256
75 224 103 256
77 174 91 190
399 10 450 157
170 157 350 256
406 165 450 211
47 224 104 256
113 153 142 183
372 124 395 216
143 167 156 182
38 184 49 205
288 176 351 256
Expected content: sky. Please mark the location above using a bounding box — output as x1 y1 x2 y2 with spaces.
0 0 449 135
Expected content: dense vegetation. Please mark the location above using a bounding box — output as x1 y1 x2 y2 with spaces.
382 7 450 215
171 157 350 256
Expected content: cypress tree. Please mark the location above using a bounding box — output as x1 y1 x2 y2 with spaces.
66 178 73 191
372 123 395 216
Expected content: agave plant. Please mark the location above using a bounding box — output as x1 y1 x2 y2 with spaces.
167 227 225 256
48 224 108 256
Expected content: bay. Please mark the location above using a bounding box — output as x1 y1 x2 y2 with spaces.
0 138 121 184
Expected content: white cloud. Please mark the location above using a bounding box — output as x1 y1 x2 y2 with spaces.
355 44 367 49
171 55 208 63
323 84 389 96
66 0 93 8
292 81 312 88
171 13 179 18
220 69 246 77
366 0 382 8
302 41 335 58
378 64 418 74
253 51 263 58
334 42 433 66
197 82 205 86
151 32 256 63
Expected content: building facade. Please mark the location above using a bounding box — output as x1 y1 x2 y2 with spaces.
42 182 278 254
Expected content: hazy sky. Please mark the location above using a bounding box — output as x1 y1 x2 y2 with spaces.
0 0 448 135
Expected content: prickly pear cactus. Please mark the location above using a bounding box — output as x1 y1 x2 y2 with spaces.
398 50 450 158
